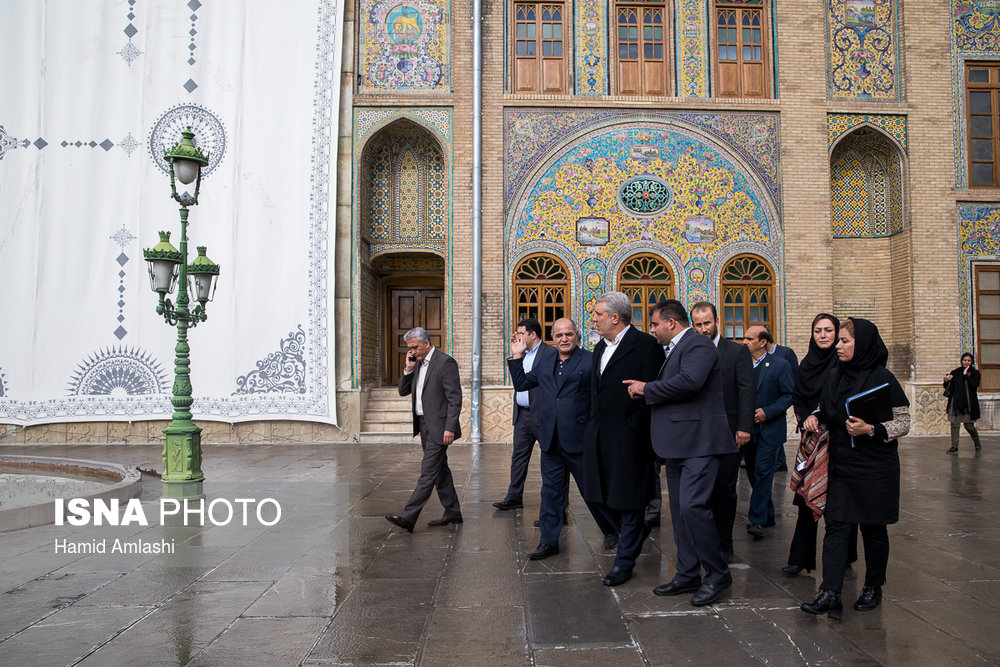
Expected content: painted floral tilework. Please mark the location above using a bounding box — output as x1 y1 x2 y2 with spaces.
827 0 899 100
358 0 450 92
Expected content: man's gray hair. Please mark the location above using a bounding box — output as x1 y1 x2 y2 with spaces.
403 327 430 344
597 291 632 325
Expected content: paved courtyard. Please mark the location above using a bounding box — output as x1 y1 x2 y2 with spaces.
0 436 997 666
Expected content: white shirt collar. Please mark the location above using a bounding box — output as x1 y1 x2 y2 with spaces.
603 325 630 346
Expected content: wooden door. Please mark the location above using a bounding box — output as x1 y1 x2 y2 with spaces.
388 287 444 384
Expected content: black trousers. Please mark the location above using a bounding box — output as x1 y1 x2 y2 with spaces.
786 503 857 571
821 519 889 593
505 407 539 502
710 450 742 553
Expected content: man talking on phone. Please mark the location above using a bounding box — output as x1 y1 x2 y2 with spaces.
386 327 464 532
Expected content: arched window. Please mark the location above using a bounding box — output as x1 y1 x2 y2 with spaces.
720 255 774 340
514 254 570 340
616 253 674 332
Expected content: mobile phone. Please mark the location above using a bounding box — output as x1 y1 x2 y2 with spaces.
407 352 416 362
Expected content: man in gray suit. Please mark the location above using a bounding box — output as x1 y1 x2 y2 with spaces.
386 327 463 532
625 300 737 606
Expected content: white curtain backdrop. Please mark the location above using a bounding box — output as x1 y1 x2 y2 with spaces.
0 0 342 425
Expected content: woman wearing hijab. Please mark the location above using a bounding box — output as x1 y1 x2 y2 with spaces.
782 314 857 576
944 353 982 454
799 318 910 620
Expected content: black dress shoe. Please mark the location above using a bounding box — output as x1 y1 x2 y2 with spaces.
427 515 463 526
691 578 731 606
746 523 764 539
801 589 843 620
603 533 618 550
653 578 700 596
946 446 958 454
527 543 559 560
385 515 414 533
853 585 882 611
602 566 632 586
782 564 812 576
493 498 523 510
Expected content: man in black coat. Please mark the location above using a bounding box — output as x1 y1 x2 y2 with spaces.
508 317 616 559
690 302 755 563
581 291 665 586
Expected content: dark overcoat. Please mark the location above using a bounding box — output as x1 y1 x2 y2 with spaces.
508 345 592 454
820 366 904 525
581 326 665 510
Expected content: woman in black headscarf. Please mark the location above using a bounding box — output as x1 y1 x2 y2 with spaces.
944 353 982 454
782 313 856 576
799 318 909 620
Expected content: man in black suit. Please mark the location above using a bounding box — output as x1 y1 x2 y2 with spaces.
743 325 794 540
766 330 798 471
509 317 616 559
581 291 665 586
624 300 737 606
690 302 755 563
494 317 553 511
386 327 463 532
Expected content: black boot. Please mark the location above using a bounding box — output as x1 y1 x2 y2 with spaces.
801 589 843 620
974 438 983 453
946 446 958 454
854 586 882 611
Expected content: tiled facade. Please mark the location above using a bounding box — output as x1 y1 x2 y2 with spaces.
11 0 1000 444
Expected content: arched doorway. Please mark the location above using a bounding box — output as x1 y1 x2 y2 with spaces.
359 120 449 386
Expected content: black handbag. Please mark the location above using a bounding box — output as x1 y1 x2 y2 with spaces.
943 382 953 399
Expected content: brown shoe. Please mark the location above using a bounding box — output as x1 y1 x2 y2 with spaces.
385 515 414 532
427 515 463 527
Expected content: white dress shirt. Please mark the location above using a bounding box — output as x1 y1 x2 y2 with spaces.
404 346 435 416
599 325 631 374
515 342 539 408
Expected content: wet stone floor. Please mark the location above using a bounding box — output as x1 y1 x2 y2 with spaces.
0 436 997 666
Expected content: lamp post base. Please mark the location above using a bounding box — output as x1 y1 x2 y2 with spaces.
161 479 205 503
161 422 205 486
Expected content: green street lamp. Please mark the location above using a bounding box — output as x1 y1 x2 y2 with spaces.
143 127 220 500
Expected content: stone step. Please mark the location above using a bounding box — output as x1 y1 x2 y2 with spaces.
366 399 410 411
368 386 403 398
363 408 412 421
358 431 417 444
361 420 413 433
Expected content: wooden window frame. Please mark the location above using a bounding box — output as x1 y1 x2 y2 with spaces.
966 62 1000 188
513 253 571 341
616 253 675 332
975 264 1000 391
511 1 571 94
611 1 672 96
720 254 775 341
710 0 772 99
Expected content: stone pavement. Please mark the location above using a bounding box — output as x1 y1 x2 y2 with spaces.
0 436 998 666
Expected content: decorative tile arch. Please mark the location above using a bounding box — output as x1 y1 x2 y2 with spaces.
504 109 782 346
352 107 453 386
